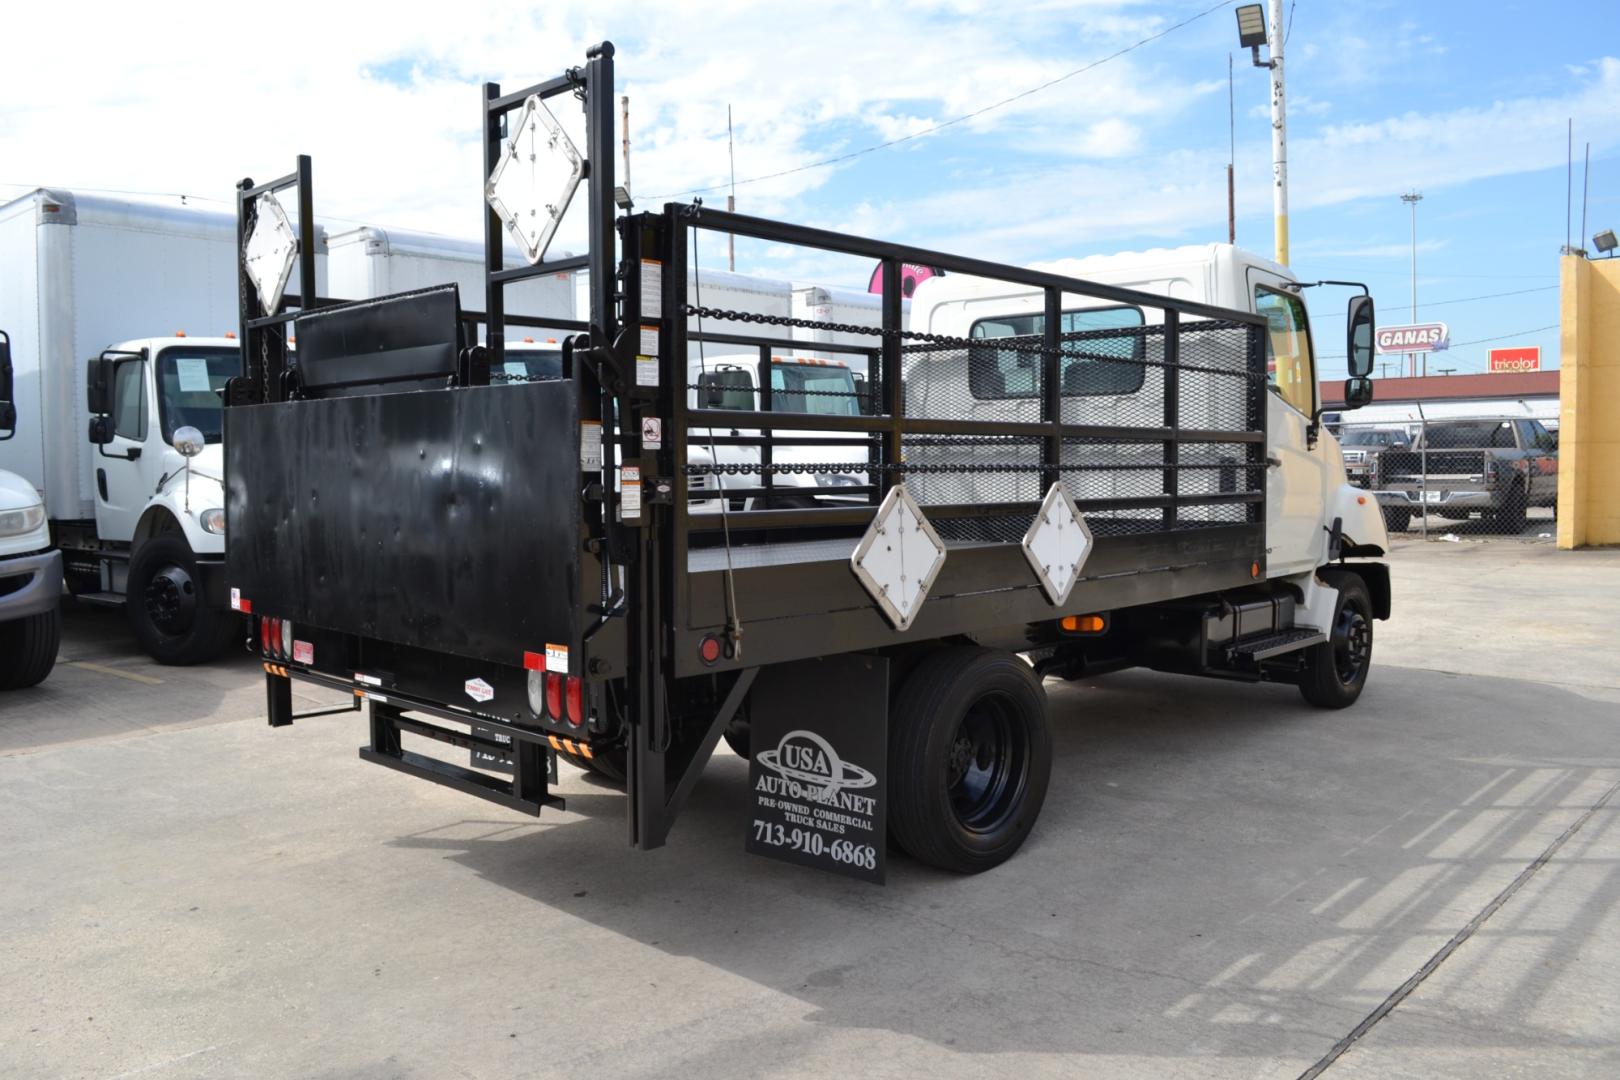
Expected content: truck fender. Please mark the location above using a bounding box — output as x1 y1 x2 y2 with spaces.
133 494 223 559
1327 481 1388 556
1332 562 1391 621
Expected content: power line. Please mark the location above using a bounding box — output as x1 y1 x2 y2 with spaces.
1313 284 1559 320
645 0 1237 200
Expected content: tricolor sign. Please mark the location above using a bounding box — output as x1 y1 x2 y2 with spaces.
1375 323 1449 354
1487 346 1541 373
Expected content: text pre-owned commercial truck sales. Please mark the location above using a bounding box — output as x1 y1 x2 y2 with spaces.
225 45 1389 882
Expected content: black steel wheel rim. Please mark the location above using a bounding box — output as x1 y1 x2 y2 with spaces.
144 563 198 635
1332 604 1371 686
946 693 1029 832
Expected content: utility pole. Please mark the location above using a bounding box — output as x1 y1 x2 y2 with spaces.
1402 191 1423 377
1227 53 1236 245
1267 0 1288 266
727 105 736 272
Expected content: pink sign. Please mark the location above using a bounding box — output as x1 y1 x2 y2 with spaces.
867 262 943 298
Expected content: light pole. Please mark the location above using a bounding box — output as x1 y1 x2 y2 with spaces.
1235 2 1289 266
1401 191 1423 376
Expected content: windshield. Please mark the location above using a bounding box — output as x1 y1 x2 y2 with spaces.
155 347 238 445
1342 430 1397 446
498 349 563 381
771 363 861 416
1420 421 1516 450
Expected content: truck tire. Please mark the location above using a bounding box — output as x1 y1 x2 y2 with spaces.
557 743 628 785
1491 484 1527 533
1299 570 1373 709
888 647 1052 873
1382 507 1410 533
126 534 234 665
0 607 61 690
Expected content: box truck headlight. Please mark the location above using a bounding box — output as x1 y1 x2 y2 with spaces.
0 504 45 538
200 508 226 534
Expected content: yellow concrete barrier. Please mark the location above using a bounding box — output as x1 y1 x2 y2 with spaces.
1558 256 1620 548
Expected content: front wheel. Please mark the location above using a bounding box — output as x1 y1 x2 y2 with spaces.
888 647 1052 873
1299 570 1374 709
126 534 234 665
0 607 61 690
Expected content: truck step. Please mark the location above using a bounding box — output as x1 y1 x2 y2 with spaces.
360 705 563 817
73 591 125 607
1228 627 1327 662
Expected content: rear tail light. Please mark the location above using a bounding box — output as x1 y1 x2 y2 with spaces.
544 673 563 720
565 676 584 728
281 620 294 660
260 617 279 656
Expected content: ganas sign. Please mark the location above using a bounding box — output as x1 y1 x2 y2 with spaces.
1375 323 1449 354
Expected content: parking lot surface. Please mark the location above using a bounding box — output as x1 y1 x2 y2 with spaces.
3 539 1617 1079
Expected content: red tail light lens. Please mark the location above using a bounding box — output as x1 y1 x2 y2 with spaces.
565 676 584 728
544 673 563 720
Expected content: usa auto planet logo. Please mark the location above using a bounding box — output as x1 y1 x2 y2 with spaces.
756 729 876 802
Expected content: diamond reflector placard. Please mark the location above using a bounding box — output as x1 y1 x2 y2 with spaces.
486 94 583 265
1021 482 1093 605
850 485 947 631
242 192 298 314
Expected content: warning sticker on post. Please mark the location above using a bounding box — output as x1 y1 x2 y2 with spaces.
640 260 662 320
636 356 659 388
639 325 659 356
620 465 642 520
175 356 213 393
580 420 603 471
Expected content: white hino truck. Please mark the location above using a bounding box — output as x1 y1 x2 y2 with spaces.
225 45 1389 883
0 188 330 663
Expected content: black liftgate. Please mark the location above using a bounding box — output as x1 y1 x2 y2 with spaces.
230 42 1270 853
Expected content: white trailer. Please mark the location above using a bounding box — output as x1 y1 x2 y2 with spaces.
0 188 326 663
327 225 577 335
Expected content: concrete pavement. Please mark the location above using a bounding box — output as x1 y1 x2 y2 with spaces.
1 540 1616 1078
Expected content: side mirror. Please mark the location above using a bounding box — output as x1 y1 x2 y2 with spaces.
86 356 114 415
0 331 13 439
88 415 113 445
1345 295 1375 378
1342 376 1374 410
172 425 206 457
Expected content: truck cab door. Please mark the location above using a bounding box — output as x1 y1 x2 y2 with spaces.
93 356 153 544
1251 275 1327 577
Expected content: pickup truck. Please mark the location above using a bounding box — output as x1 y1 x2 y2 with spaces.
1375 417 1558 532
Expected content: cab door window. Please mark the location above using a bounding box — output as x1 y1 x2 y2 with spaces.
112 360 147 440
1254 286 1316 417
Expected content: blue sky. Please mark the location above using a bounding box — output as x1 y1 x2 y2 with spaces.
1 1 1614 379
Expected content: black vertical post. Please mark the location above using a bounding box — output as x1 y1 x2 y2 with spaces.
234 180 257 395
880 259 903 496
482 83 506 367
295 155 316 319
758 343 774 504
1041 287 1061 493
585 44 617 356
1162 309 1181 527
266 672 293 727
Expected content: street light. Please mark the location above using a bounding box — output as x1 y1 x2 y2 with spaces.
1595 229 1617 257
1235 1 1289 266
1402 191 1423 378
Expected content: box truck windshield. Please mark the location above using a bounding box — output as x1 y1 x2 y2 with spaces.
770 364 860 416
155 346 237 443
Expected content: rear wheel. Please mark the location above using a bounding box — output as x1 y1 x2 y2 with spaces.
0 607 61 690
126 534 234 665
888 647 1051 873
1382 507 1410 533
1491 484 1527 533
1299 571 1374 709
556 742 627 784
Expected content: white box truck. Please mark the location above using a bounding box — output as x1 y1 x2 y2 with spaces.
327 225 577 333
0 188 325 663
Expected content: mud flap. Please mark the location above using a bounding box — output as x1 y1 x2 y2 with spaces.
746 655 889 884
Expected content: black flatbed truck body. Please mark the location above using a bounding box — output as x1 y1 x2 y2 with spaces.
225 43 1291 878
